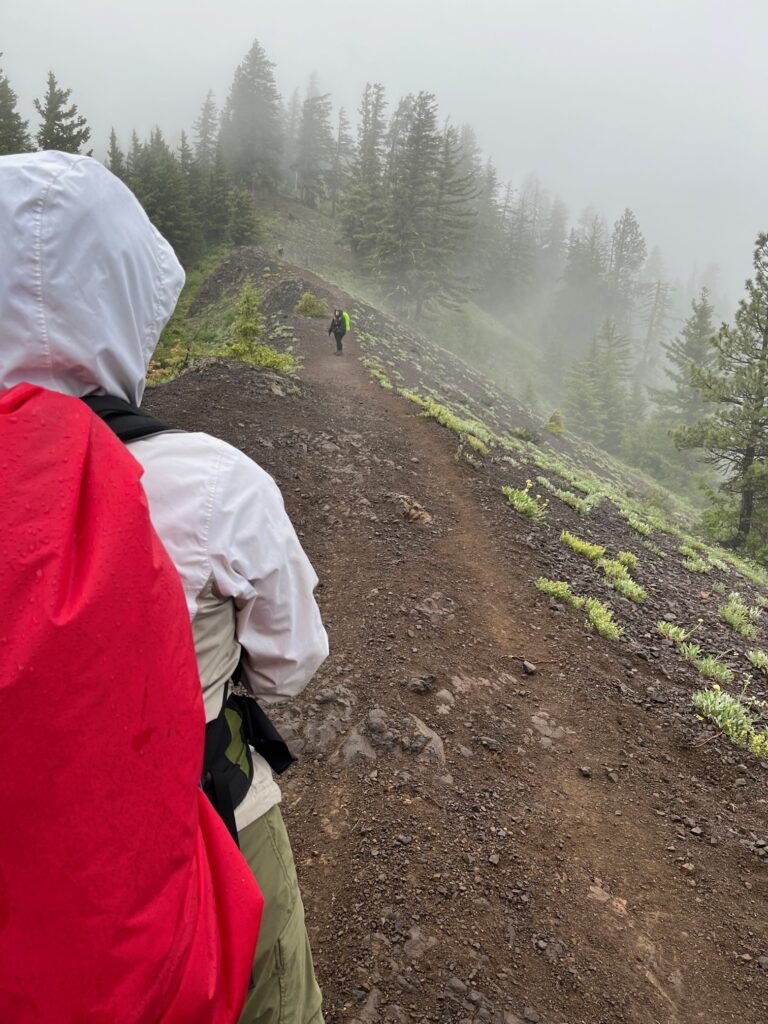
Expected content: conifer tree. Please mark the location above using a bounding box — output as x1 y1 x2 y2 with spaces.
34 72 91 154
128 128 193 265
415 122 475 315
638 278 674 383
283 88 302 192
178 130 204 262
674 235 768 548
296 93 333 207
0 56 30 154
340 82 387 261
607 207 646 333
107 128 126 179
654 289 716 423
328 107 353 218
374 91 441 314
193 90 219 174
219 39 283 189
201 146 231 247
227 187 262 246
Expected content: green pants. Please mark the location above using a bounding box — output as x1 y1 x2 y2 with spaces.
238 806 324 1024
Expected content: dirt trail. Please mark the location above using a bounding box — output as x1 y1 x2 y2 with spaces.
146 301 768 1024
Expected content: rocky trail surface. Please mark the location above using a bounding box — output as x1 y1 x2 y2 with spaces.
145 269 768 1024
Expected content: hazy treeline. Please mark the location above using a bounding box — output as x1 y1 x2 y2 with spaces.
1 43 767 560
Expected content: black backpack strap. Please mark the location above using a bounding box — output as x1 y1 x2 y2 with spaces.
227 659 297 776
81 394 170 443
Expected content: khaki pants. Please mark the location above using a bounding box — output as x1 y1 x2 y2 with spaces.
238 806 324 1024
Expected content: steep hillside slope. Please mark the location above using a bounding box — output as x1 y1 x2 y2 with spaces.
144 252 768 1024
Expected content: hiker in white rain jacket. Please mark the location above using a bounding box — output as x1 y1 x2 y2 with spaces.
0 151 329 1024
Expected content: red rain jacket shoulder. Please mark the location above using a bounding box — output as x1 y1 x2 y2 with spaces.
0 384 262 1023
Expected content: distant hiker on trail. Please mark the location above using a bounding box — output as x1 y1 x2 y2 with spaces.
0 151 263 1023
328 307 350 354
277 243 284 258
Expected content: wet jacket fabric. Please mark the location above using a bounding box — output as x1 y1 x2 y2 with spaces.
0 151 267 1022
130 428 329 830
0 382 262 1023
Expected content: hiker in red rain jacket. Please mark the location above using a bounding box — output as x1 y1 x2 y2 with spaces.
0 150 329 1024
0 149 266 1023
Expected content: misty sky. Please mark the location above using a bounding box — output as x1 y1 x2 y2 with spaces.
4 0 766 305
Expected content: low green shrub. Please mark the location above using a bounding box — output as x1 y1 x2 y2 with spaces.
616 551 639 571
536 578 622 640
692 685 768 761
294 292 330 317
719 592 760 640
503 482 548 520
747 649 768 676
598 558 647 602
560 530 605 560
544 409 565 436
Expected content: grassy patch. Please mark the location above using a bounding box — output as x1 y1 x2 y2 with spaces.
658 620 697 643
682 555 710 573
623 512 653 537
224 340 299 372
537 477 595 515
642 540 667 558
747 649 768 676
402 390 496 449
560 530 605 561
719 592 761 640
678 641 734 684
692 685 768 761
503 482 548 520
598 558 647 602
466 434 489 456
616 550 639 571
536 578 623 640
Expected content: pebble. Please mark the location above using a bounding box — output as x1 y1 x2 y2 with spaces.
447 977 467 995
479 736 501 751
579 766 592 778
522 660 537 675
523 1008 540 1023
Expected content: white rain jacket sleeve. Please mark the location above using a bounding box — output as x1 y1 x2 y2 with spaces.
208 444 328 703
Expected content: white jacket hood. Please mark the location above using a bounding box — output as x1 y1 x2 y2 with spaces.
0 151 184 405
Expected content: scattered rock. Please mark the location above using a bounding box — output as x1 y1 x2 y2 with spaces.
341 728 377 762
404 925 437 960
406 675 434 694
410 715 446 762
389 493 433 524
580 766 592 778
446 977 468 995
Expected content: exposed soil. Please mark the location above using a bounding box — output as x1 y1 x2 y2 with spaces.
144 261 768 1024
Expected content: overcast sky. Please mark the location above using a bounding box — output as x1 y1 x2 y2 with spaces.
3 0 766 304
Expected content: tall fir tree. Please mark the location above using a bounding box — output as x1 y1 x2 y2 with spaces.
373 91 442 315
296 93 333 207
0 56 30 154
654 289 716 423
106 128 126 179
328 107 354 218
340 82 387 261
219 39 283 189
674 235 768 548
606 207 647 335
193 90 219 174
34 71 91 154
